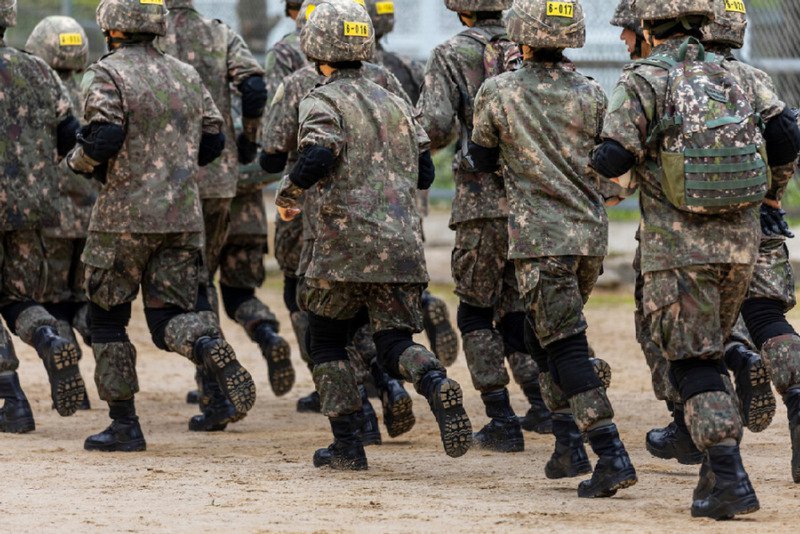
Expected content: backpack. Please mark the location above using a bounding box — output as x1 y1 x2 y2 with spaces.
636 37 770 215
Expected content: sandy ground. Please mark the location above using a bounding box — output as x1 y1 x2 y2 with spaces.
2 284 800 533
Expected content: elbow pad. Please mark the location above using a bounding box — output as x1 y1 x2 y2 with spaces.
764 108 800 166
56 115 80 157
198 131 226 167
590 139 636 179
418 151 435 190
466 140 500 173
77 122 126 163
289 145 335 189
259 150 289 174
238 75 268 118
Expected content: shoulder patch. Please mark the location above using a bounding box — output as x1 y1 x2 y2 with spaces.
80 70 96 92
608 85 628 113
272 83 286 106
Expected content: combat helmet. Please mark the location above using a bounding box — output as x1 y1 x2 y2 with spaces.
610 0 639 34
96 0 167 36
702 0 747 49
633 0 715 23
25 16 89 72
444 0 513 12
506 0 585 49
301 0 375 62
365 0 395 38
0 0 16 28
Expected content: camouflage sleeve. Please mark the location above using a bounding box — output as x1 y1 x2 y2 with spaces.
226 27 265 86
415 116 431 154
750 75 785 123
384 70 412 106
47 65 74 123
297 94 345 156
262 80 299 154
600 72 651 163
201 84 224 135
416 47 458 149
767 161 796 203
82 65 124 126
471 81 500 149
264 44 296 98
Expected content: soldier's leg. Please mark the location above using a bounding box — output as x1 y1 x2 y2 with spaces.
201 197 232 316
421 290 458 367
219 233 294 396
0 322 34 433
342 311 382 446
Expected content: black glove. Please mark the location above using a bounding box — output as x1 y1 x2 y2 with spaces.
198 131 226 167
237 133 258 164
760 204 794 238
466 140 500 173
259 150 288 174
418 151 435 190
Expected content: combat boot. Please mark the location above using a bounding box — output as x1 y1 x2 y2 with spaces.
32 325 85 417
0 372 35 433
297 390 321 413
371 360 414 437
473 388 524 452
578 424 638 498
84 400 146 452
545 413 591 479
693 454 715 501
189 371 240 432
253 322 295 397
313 413 368 470
419 370 472 458
421 293 458 367
518 380 553 434
646 405 703 465
358 385 382 446
691 445 759 519
725 344 776 432
785 389 800 483
186 390 200 404
194 336 256 415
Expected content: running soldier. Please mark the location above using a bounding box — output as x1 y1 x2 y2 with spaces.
276 0 472 470
471 0 637 497
0 0 85 431
67 0 256 451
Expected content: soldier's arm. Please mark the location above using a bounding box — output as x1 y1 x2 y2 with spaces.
264 44 295 99
227 27 267 161
259 79 298 173
198 84 225 167
416 47 458 149
414 112 434 190
50 67 80 159
467 81 501 173
384 69 412 106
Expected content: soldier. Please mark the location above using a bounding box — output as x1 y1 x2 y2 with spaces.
276 0 472 470
610 0 650 61
417 0 554 451
66 0 256 451
24 16 94 411
157 0 289 431
592 0 800 518
0 0 86 431
470 0 637 498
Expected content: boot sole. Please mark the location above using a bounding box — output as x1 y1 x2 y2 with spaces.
424 299 458 367
578 469 638 498
433 379 472 458
205 341 256 415
84 438 147 452
592 358 612 390
313 457 369 470
691 495 760 520
384 392 416 438
44 339 86 417
263 337 295 397
739 359 776 433
0 417 36 434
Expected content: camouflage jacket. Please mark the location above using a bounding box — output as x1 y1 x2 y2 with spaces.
0 41 72 231
44 73 98 239
372 44 424 104
277 68 430 283
602 39 784 273
263 30 308 98
417 19 509 226
81 42 223 234
473 60 608 259
158 4 264 199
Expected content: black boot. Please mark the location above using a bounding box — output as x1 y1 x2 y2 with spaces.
725 344 776 432
194 336 255 415
84 400 146 452
358 386 382 446
186 390 201 404
313 413 368 470
785 389 800 483
693 453 715 501
79 390 91 410
518 380 553 434
578 424 638 498
473 388 524 452
189 371 239 432
421 293 458 367
419 370 472 458
691 444 759 519
253 322 295 397
0 372 35 433
646 406 704 465
545 413 591 479
32 325 85 417
297 390 321 413
371 360 414 437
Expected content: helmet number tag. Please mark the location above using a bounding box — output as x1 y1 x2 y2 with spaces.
59 33 83 46
375 1 394 14
140 0 164 4
546 1 574 18
353 0 366 5
305 4 316 20
343 21 370 37
724 0 746 13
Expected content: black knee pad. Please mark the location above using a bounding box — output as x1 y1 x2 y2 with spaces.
283 276 300 313
0 301 37 335
43 302 79 324
669 358 728 402
196 285 213 313
373 328 416 378
144 305 185 350
524 316 549 369
546 332 602 397
308 312 350 365
456 302 494 335
499 312 527 354
220 284 255 320
347 307 370 344
741 298 797 350
90 302 132 344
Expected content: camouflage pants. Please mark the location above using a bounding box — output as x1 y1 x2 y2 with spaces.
747 235 796 309
39 236 87 304
0 230 48 307
82 232 203 310
201 197 232 285
218 233 268 289
274 214 303 277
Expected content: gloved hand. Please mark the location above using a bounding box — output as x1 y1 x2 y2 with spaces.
237 133 259 164
760 203 794 238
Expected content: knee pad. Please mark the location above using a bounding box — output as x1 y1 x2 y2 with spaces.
195 285 213 313
283 276 300 313
741 298 797 350
499 312 526 354
43 302 79 324
308 312 350 365
684 390 743 450
546 332 602 397
220 284 255 321
144 305 185 350
347 307 370 345
761 334 800 394
524 316 549 370
373 328 416 378
90 302 132 344
0 301 35 336
669 358 728 402
456 302 494 335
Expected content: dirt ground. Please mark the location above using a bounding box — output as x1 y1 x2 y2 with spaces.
2 284 799 533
